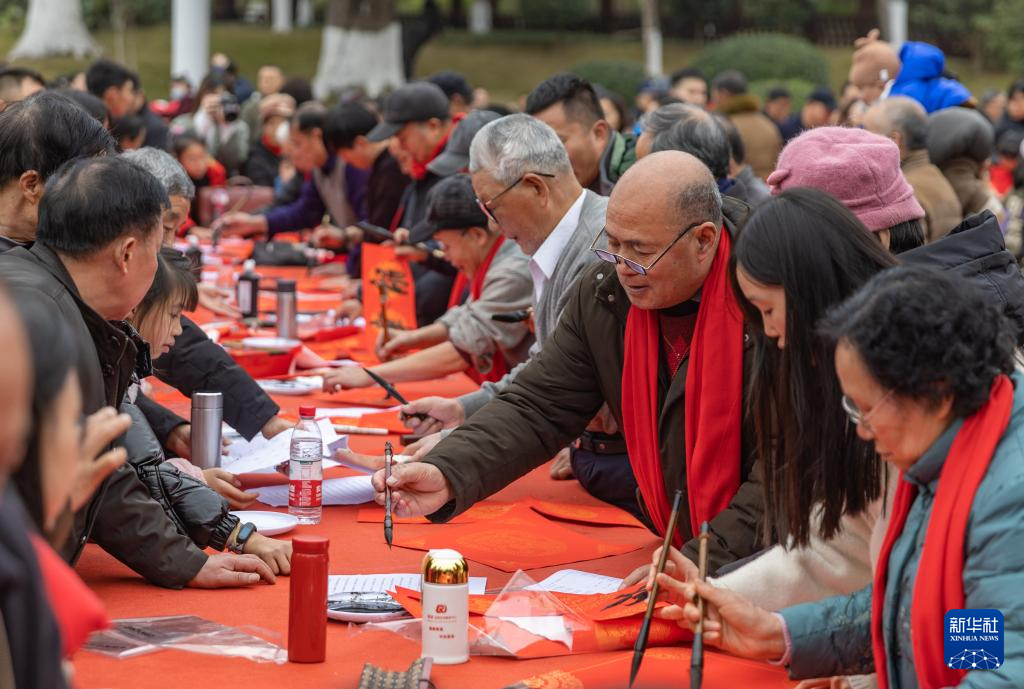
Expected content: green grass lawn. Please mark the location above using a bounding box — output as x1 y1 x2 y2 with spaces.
0 22 1011 104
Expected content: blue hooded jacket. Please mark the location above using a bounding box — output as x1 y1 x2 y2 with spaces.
889 41 971 113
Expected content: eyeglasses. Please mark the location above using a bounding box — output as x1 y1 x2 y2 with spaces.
589 221 703 276
475 172 555 224
841 390 893 432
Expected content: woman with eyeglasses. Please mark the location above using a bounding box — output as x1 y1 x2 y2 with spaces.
658 265 1024 687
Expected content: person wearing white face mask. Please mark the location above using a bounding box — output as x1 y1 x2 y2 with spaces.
243 93 296 187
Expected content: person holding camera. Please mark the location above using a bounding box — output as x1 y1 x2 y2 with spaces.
170 73 250 176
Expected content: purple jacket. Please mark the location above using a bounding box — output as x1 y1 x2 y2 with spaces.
263 155 368 237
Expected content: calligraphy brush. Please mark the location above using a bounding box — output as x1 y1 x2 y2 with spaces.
384 441 394 549
361 368 431 424
629 488 684 688
691 521 710 689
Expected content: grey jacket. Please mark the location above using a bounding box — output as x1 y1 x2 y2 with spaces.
781 371 1024 687
458 190 609 416
436 238 534 376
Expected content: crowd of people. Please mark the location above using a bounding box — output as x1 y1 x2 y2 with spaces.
1 25 1024 688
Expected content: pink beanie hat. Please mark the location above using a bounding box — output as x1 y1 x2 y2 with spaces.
767 126 924 232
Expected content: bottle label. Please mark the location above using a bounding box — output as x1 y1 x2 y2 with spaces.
289 478 322 508
238 282 252 315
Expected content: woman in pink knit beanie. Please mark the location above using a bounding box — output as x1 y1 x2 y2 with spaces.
767 126 926 253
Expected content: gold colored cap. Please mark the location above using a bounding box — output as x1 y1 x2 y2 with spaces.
422 549 468 585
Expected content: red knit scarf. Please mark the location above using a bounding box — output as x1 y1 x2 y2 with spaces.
407 112 465 181
871 374 1013 689
620 229 744 545
448 236 509 384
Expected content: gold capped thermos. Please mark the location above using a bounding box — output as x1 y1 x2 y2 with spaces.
421 549 469 664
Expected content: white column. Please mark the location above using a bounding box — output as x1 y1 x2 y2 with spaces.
272 0 293 33
297 0 314 27
886 0 908 51
641 0 663 77
171 0 209 88
469 0 492 35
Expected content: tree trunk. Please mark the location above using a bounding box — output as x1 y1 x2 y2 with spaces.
599 0 614 32
111 0 127 64
468 0 492 35
272 0 293 33
9 0 99 59
314 0 404 98
641 0 663 77
449 0 465 27
296 0 314 27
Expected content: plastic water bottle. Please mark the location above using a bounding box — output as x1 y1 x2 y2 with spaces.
288 406 323 524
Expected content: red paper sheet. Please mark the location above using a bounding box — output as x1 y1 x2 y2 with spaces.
356 500 517 525
516 647 795 688
391 505 642 572
361 244 417 349
526 498 646 529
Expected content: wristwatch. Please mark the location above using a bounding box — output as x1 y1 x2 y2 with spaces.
228 522 257 554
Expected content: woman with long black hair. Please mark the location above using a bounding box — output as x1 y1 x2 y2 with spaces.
640 188 897 620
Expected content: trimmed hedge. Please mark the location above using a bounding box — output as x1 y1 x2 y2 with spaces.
520 0 592 31
692 33 829 86
571 59 647 103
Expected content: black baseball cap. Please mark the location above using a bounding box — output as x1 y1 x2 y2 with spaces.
411 174 489 243
806 86 837 111
427 70 473 102
428 109 502 177
367 82 450 142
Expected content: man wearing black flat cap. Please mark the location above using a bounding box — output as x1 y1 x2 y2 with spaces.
323 173 533 390
368 81 458 326
427 70 474 117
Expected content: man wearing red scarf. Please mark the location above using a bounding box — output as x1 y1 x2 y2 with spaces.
323 174 534 389
367 81 460 327
374 151 765 573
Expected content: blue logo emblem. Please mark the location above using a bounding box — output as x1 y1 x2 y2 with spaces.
945 609 1003 670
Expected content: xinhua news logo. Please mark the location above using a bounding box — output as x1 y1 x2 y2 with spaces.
945 609 1004 670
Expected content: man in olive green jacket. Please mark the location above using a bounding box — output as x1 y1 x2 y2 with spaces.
374 152 765 573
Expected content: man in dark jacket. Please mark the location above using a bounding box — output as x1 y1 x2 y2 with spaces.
527 73 636 197
366 81 458 326
0 156 275 589
215 103 369 239
322 99 410 277
375 152 765 574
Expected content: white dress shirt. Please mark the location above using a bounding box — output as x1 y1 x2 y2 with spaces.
528 190 586 301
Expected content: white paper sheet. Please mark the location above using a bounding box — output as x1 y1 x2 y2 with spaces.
255 476 375 507
222 418 346 475
328 573 487 597
526 569 623 595
498 616 573 648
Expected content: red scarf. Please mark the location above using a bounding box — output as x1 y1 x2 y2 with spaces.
261 133 283 157
207 158 227 186
30 533 109 657
449 236 509 384
407 112 465 181
620 229 744 545
871 374 1013 689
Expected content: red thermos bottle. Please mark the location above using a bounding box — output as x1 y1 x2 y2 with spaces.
288 535 329 663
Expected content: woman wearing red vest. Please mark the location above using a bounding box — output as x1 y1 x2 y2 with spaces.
658 266 1024 688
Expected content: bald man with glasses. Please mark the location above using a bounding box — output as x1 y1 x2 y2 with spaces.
374 150 768 580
